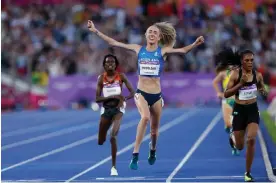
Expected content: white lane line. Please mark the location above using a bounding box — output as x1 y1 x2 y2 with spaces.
258 129 276 182
2 119 89 138
65 109 199 182
1 120 138 172
2 110 138 138
166 112 222 183
2 122 97 151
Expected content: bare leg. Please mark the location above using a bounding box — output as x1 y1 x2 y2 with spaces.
133 94 150 153
222 102 233 133
110 112 123 168
149 99 162 150
245 123 258 173
129 93 150 170
147 98 162 165
98 116 112 145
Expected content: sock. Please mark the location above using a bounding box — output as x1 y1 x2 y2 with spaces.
133 153 139 157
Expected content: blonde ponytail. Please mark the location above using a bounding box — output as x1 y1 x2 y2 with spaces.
154 22 176 47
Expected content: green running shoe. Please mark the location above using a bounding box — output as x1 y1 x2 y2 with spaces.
232 148 240 156
129 154 139 170
225 126 231 134
245 172 254 182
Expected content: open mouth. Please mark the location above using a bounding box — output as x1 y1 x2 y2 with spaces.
149 36 155 41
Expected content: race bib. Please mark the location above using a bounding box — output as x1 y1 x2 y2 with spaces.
139 63 160 76
238 85 257 100
103 84 121 97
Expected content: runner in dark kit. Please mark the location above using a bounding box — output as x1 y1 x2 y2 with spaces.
224 50 268 182
96 54 135 176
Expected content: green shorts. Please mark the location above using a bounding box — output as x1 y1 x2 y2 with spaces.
226 98 235 108
222 98 235 108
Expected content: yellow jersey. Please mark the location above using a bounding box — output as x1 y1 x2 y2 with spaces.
222 70 231 91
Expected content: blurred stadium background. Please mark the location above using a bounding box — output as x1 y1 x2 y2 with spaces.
1 0 276 181
2 0 276 110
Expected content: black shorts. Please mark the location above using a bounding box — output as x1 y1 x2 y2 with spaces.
136 89 162 107
101 107 121 120
232 102 260 131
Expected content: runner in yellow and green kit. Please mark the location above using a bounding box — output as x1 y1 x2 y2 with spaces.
213 48 240 156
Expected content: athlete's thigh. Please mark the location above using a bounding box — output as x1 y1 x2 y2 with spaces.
149 98 163 129
246 123 259 140
98 116 112 142
110 112 123 137
246 105 260 139
222 102 233 123
134 93 150 119
99 116 112 133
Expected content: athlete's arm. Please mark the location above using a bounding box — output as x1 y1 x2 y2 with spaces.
121 73 135 100
88 20 141 54
212 72 225 98
161 36 204 55
257 72 268 96
95 75 115 103
224 70 243 98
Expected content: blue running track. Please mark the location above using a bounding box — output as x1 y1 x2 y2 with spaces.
1 107 274 182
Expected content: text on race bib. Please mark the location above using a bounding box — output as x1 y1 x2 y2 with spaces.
103 83 121 97
139 60 160 76
238 84 257 100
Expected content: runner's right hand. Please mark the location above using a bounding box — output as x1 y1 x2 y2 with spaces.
87 20 97 32
217 92 224 99
240 74 248 85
